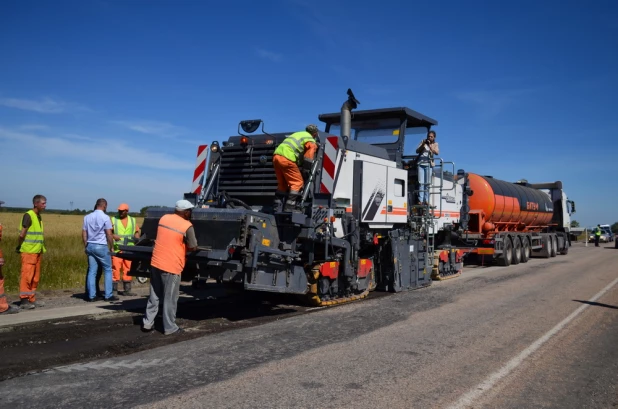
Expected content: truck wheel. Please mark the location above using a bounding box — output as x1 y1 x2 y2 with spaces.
512 237 521 265
497 237 512 267
550 235 557 257
542 235 551 258
521 237 530 263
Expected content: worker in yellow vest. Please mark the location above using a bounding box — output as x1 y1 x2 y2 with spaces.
272 124 319 212
16 194 47 309
111 203 140 297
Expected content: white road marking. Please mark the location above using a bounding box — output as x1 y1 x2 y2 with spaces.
446 276 618 409
45 358 177 374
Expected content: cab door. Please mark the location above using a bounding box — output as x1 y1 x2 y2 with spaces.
386 167 408 224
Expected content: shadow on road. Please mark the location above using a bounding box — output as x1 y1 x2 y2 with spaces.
573 300 618 310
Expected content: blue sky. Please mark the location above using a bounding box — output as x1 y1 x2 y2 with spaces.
0 0 616 227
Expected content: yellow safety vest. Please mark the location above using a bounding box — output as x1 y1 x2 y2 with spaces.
19 210 46 254
111 215 137 252
595 229 601 237
274 131 315 164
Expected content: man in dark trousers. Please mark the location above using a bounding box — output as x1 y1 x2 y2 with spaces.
594 224 601 247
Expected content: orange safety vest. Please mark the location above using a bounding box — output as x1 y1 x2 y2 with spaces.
151 214 193 275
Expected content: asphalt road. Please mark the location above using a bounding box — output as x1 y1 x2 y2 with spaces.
1 243 616 409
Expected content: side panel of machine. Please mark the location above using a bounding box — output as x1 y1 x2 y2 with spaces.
360 162 388 223
332 148 399 214
385 167 409 224
431 173 464 233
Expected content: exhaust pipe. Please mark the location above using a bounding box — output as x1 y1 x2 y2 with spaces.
341 88 360 140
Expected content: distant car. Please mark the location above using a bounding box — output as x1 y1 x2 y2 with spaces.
600 225 615 242
589 230 610 243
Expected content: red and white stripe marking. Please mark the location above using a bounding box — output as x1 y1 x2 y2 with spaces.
320 136 339 194
191 145 208 194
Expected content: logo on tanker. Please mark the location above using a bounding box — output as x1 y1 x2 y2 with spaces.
526 201 553 212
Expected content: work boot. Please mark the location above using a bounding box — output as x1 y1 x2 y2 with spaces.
284 191 301 213
112 282 119 297
272 190 287 212
0 305 19 314
123 281 137 296
19 299 35 310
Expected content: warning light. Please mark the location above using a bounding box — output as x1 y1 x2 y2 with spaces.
240 136 249 145
265 139 274 145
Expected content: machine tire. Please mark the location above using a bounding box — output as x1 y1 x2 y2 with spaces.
521 237 530 263
550 235 557 257
512 236 521 265
497 237 512 267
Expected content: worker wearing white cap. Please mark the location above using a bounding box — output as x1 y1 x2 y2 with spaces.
142 200 198 335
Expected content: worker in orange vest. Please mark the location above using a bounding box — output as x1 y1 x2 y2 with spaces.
0 223 19 314
141 200 198 335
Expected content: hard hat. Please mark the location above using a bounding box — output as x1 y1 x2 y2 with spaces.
117 203 129 211
306 124 319 135
175 199 195 211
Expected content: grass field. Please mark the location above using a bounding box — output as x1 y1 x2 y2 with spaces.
0 212 143 294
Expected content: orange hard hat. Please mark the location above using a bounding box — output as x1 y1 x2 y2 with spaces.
117 203 129 211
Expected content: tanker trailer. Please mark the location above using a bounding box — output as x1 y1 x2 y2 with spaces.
431 173 576 269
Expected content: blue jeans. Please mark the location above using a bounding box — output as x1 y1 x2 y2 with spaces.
86 243 113 299
418 164 432 204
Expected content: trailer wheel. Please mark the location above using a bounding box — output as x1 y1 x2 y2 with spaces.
521 237 530 263
550 235 557 257
512 237 521 265
497 237 512 266
542 235 552 258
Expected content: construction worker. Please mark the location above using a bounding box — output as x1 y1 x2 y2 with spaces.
415 130 439 205
82 198 118 302
0 223 19 314
142 200 198 335
16 194 47 310
111 203 140 297
272 124 319 212
594 224 601 247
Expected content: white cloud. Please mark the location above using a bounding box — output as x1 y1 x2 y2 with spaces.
255 48 283 62
0 97 90 114
0 127 192 171
112 120 186 138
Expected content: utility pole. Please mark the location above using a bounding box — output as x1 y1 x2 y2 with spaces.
70 201 74 211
